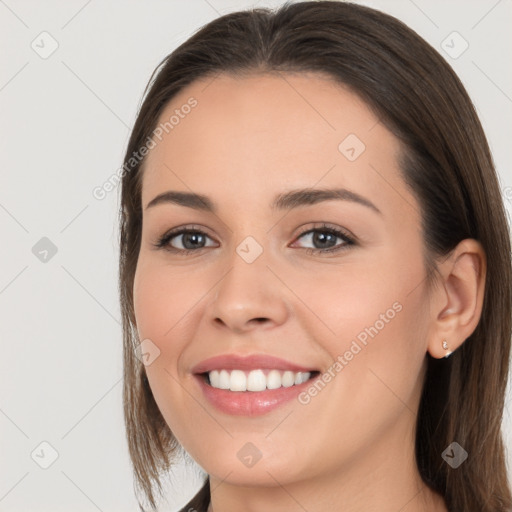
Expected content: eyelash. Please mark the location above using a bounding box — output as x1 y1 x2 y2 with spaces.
153 223 355 256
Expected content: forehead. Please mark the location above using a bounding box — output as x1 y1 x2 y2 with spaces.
140 72 415 220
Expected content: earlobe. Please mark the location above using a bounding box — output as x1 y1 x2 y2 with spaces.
426 239 486 359
441 339 452 358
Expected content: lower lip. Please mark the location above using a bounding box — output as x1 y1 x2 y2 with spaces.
194 374 315 416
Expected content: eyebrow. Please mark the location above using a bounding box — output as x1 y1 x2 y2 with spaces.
145 187 382 215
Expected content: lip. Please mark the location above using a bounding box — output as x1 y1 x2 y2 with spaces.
191 354 319 416
191 354 317 374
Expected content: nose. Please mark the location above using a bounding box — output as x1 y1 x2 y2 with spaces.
207 249 290 334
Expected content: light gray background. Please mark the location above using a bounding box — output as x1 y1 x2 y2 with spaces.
1 0 511 511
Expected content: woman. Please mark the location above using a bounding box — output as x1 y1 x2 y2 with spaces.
118 1 512 511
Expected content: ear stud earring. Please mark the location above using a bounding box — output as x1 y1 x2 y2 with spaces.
442 339 453 358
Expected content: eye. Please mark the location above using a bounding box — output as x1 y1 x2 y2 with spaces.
153 226 217 254
153 223 355 256
291 223 355 255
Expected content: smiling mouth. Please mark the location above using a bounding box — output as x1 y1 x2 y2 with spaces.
200 369 320 392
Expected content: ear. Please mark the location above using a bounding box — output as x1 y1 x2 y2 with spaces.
426 239 486 359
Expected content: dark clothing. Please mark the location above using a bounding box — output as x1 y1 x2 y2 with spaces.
178 478 210 512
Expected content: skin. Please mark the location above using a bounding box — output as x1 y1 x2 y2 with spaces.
132 72 486 512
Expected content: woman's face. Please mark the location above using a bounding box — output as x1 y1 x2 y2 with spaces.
133 72 433 486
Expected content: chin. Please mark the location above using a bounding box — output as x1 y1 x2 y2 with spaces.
192 442 310 486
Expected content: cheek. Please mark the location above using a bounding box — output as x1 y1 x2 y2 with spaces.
132 259 209 441
279 256 403 344
288 278 428 470
341 273 429 423
296 247 428 404
133 258 204 354
131 260 204 436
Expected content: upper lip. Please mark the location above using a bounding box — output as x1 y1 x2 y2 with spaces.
191 354 318 374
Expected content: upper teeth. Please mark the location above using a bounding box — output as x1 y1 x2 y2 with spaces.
208 369 311 392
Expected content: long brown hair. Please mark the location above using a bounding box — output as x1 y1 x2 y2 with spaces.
118 2 512 510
